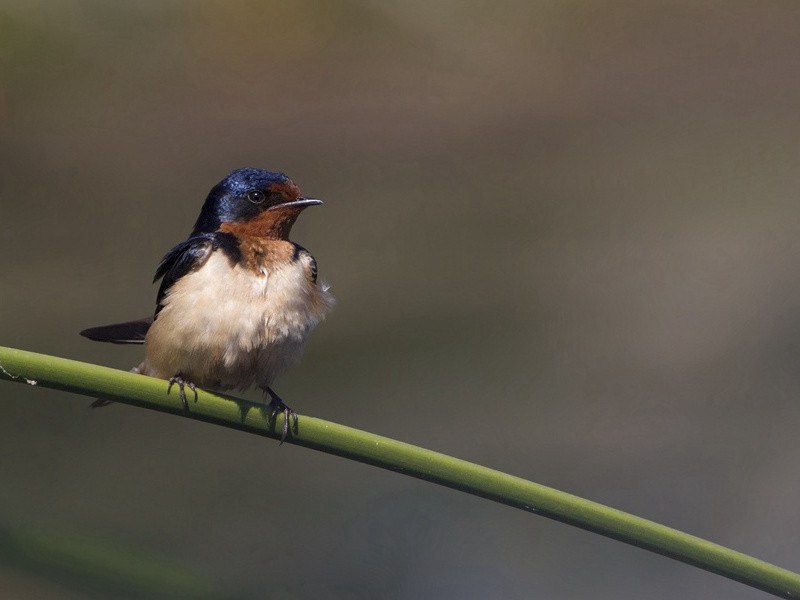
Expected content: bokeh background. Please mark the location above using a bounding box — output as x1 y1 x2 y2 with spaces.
2 1 800 598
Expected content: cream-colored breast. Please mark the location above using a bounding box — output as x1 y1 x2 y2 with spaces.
141 247 333 391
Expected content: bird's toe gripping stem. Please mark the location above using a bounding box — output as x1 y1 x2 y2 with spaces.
265 388 298 444
167 373 198 413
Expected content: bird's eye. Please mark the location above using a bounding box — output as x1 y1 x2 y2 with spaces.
247 190 266 204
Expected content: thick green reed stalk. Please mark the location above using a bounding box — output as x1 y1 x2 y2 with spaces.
1 345 798 599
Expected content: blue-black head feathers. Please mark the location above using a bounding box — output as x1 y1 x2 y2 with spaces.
192 168 295 234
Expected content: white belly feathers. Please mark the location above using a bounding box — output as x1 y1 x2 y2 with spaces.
140 248 333 391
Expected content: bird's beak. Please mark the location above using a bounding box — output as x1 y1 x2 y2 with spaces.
268 197 323 211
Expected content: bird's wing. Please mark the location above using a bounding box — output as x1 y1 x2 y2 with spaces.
154 232 241 313
80 317 153 344
291 243 318 283
153 234 215 313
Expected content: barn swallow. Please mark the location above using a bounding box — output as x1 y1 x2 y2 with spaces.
80 168 334 440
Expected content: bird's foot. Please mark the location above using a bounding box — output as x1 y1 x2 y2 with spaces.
167 373 198 413
265 388 297 444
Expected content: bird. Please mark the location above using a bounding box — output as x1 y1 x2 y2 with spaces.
80 167 334 441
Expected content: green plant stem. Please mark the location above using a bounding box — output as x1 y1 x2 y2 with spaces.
1 345 798 599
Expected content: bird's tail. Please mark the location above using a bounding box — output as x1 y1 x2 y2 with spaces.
79 317 152 344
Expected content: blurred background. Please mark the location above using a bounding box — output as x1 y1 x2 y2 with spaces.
2 1 800 598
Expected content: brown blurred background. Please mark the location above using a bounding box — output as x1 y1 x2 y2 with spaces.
2 1 800 598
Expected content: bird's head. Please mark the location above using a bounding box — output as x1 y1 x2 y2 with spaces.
192 168 322 239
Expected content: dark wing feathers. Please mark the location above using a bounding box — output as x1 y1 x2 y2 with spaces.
154 232 241 312
292 243 318 284
308 254 318 284
153 231 242 316
154 235 214 312
79 317 153 344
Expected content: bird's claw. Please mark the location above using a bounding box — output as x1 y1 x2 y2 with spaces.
266 389 297 444
167 374 198 413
